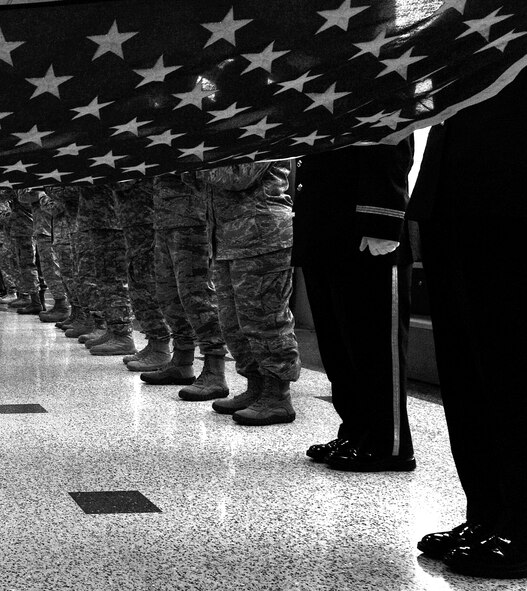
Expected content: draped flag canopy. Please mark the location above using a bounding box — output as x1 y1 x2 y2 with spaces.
0 0 526 187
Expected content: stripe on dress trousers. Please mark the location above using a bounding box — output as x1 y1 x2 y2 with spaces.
391 265 401 457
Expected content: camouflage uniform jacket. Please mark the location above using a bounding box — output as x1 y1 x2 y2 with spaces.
152 174 207 230
77 185 121 232
10 192 33 237
42 186 80 243
0 201 11 244
19 190 52 237
189 161 293 261
0 192 13 244
0 198 12 221
113 179 155 228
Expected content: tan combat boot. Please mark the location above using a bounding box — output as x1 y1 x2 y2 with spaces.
89 332 137 356
126 339 171 372
212 376 264 414
140 348 195 385
178 355 229 401
17 292 42 314
232 377 295 426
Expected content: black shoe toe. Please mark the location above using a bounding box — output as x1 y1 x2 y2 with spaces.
445 535 527 579
306 438 349 462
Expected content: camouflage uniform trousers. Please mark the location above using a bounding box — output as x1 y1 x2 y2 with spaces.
13 233 39 294
154 226 226 355
52 214 77 305
91 228 134 336
53 240 76 305
0 233 19 292
213 247 300 381
74 229 101 316
35 235 66 299
122 223 171 341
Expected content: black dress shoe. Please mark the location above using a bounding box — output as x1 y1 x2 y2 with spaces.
444 535 527 579
326 448 416 472
417 522 488 559
306 438 349 462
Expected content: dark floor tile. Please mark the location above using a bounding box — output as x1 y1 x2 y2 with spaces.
69 490 162 514
0 403 47 414
315 396 332 403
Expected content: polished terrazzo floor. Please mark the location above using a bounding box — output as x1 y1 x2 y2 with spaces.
0 304 520 591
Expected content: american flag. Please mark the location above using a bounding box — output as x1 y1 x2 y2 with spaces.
0 0 526 188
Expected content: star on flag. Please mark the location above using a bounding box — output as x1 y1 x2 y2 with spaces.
239 116 281 138
134 55 181 87
206 103 251 123
146 130 185 147
71 97 113 120
316 1 369 34
291 131 331 146
376 47 427 79
274 71 322 95
87 20 138 60
26 65 72 99
457 9 513 41
1 160 37 174
178 142 217 160
240 42 289 75
55 143 91 157
304 83 351 113
90 151 127 168
352 29 392 59
12 126 54 147
110 118 151 137
201 8 253 48
0 28 24 66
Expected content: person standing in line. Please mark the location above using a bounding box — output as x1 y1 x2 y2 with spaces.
112 179 172 372
19 189 70 321
0 197 19 305
292 139 416 471
41 186 83 327
75 185 136 356
140 173 229 401
186 161 301 426
7 190 42 313
409 68 527 579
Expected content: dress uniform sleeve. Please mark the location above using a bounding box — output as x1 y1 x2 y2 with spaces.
354 137 414 242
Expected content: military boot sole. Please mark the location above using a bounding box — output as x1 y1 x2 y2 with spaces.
90 348 137 357
39 314 70 323
65 329 93 338
126 362 167 372
232 411 296 426
211 401 248 415
179 389 230 402
140 374 196 386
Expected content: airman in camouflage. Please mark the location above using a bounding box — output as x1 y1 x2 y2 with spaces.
0 197 19 304
8 190 41 311
140 173 228 400
76 185 136 356
19 189 69 318
40 186 79 323
186 161 300 426
112 178 171 371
